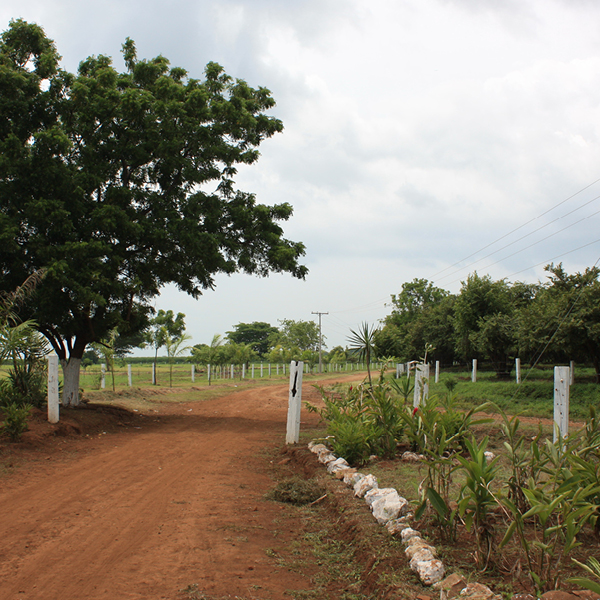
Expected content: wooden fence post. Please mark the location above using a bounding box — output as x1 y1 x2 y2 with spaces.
554 366 570 445
47 354 59 424
286 361 304 444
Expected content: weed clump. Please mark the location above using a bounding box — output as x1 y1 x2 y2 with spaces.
266 477 325 506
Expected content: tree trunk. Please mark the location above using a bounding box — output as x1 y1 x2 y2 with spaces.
61 357 82 407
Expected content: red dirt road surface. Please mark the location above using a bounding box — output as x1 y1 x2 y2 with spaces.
0 379 343 600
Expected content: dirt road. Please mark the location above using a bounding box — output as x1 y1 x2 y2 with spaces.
0 379 342 600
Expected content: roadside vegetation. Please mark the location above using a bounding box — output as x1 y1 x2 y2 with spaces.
306 364 600 597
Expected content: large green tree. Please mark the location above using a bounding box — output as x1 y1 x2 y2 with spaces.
0 20 307 406
375 278 453 363
226 321 278 356
271 319 322 356
520 264 600 381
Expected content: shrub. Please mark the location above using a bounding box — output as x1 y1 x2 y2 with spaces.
0 402 31 442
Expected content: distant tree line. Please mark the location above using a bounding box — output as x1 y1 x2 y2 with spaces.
374 264 600 381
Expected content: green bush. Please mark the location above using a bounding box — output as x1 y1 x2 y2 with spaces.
0 402 31 441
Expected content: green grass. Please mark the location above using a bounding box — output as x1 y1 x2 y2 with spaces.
420 367 600 420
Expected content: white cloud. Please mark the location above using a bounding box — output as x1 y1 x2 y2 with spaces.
4 0 600 349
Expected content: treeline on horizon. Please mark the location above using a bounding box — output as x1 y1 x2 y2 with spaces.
88 262 600 383
376 263 600 381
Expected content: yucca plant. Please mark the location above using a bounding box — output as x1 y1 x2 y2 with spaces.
347 322 379 388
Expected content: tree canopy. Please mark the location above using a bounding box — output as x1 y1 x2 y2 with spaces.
0 20 307 405
375 266 600 381
226 321 278 356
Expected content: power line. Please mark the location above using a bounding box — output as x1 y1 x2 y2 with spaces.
435 194 600 285
431 175 600 282
442 207 600 287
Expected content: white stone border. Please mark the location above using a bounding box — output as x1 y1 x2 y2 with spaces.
307 441 445 586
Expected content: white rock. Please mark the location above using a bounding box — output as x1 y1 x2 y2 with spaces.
401 451 423 462
318 452 337 464
354 474 378 498
364 487 397 507
405 538 437 559
409 547 437 567
400 527 421 543
483 451 495 462
412 558 445 586
459 583 502 600
371 492 409 525
343 471 364 486
309 443 328 455
385 519 410 535
327 457 350 473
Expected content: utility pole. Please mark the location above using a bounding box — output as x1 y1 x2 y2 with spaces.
311 311 328 373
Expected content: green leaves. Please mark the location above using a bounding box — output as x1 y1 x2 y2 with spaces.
0 21 306 405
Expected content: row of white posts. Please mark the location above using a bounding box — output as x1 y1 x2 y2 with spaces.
46 355 574 446
401 359 575 447
96 361 381 388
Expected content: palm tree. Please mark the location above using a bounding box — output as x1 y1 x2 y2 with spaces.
347 322 379 387
165 332 192 387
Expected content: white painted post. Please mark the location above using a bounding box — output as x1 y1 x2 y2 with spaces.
554 366 570 445
207 364 211 385
152 363 156 385
286 361 304 444
101 364 106 389
515 358 521 384
251 364 254 378
413 363 430 408
276 364 279 375
242 364 246 379
128 364 132 387
435 361 440 384
191 364 195 383
570 361 575 385
260 363 264 377
472 359 477 383
47 354 59 424
230 364 234 379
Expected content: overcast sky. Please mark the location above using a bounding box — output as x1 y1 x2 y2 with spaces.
4 0 600 352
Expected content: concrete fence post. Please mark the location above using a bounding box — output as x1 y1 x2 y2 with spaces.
47 354 59 424
413 363 430 408
554 366 570 446
286 361 304 444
